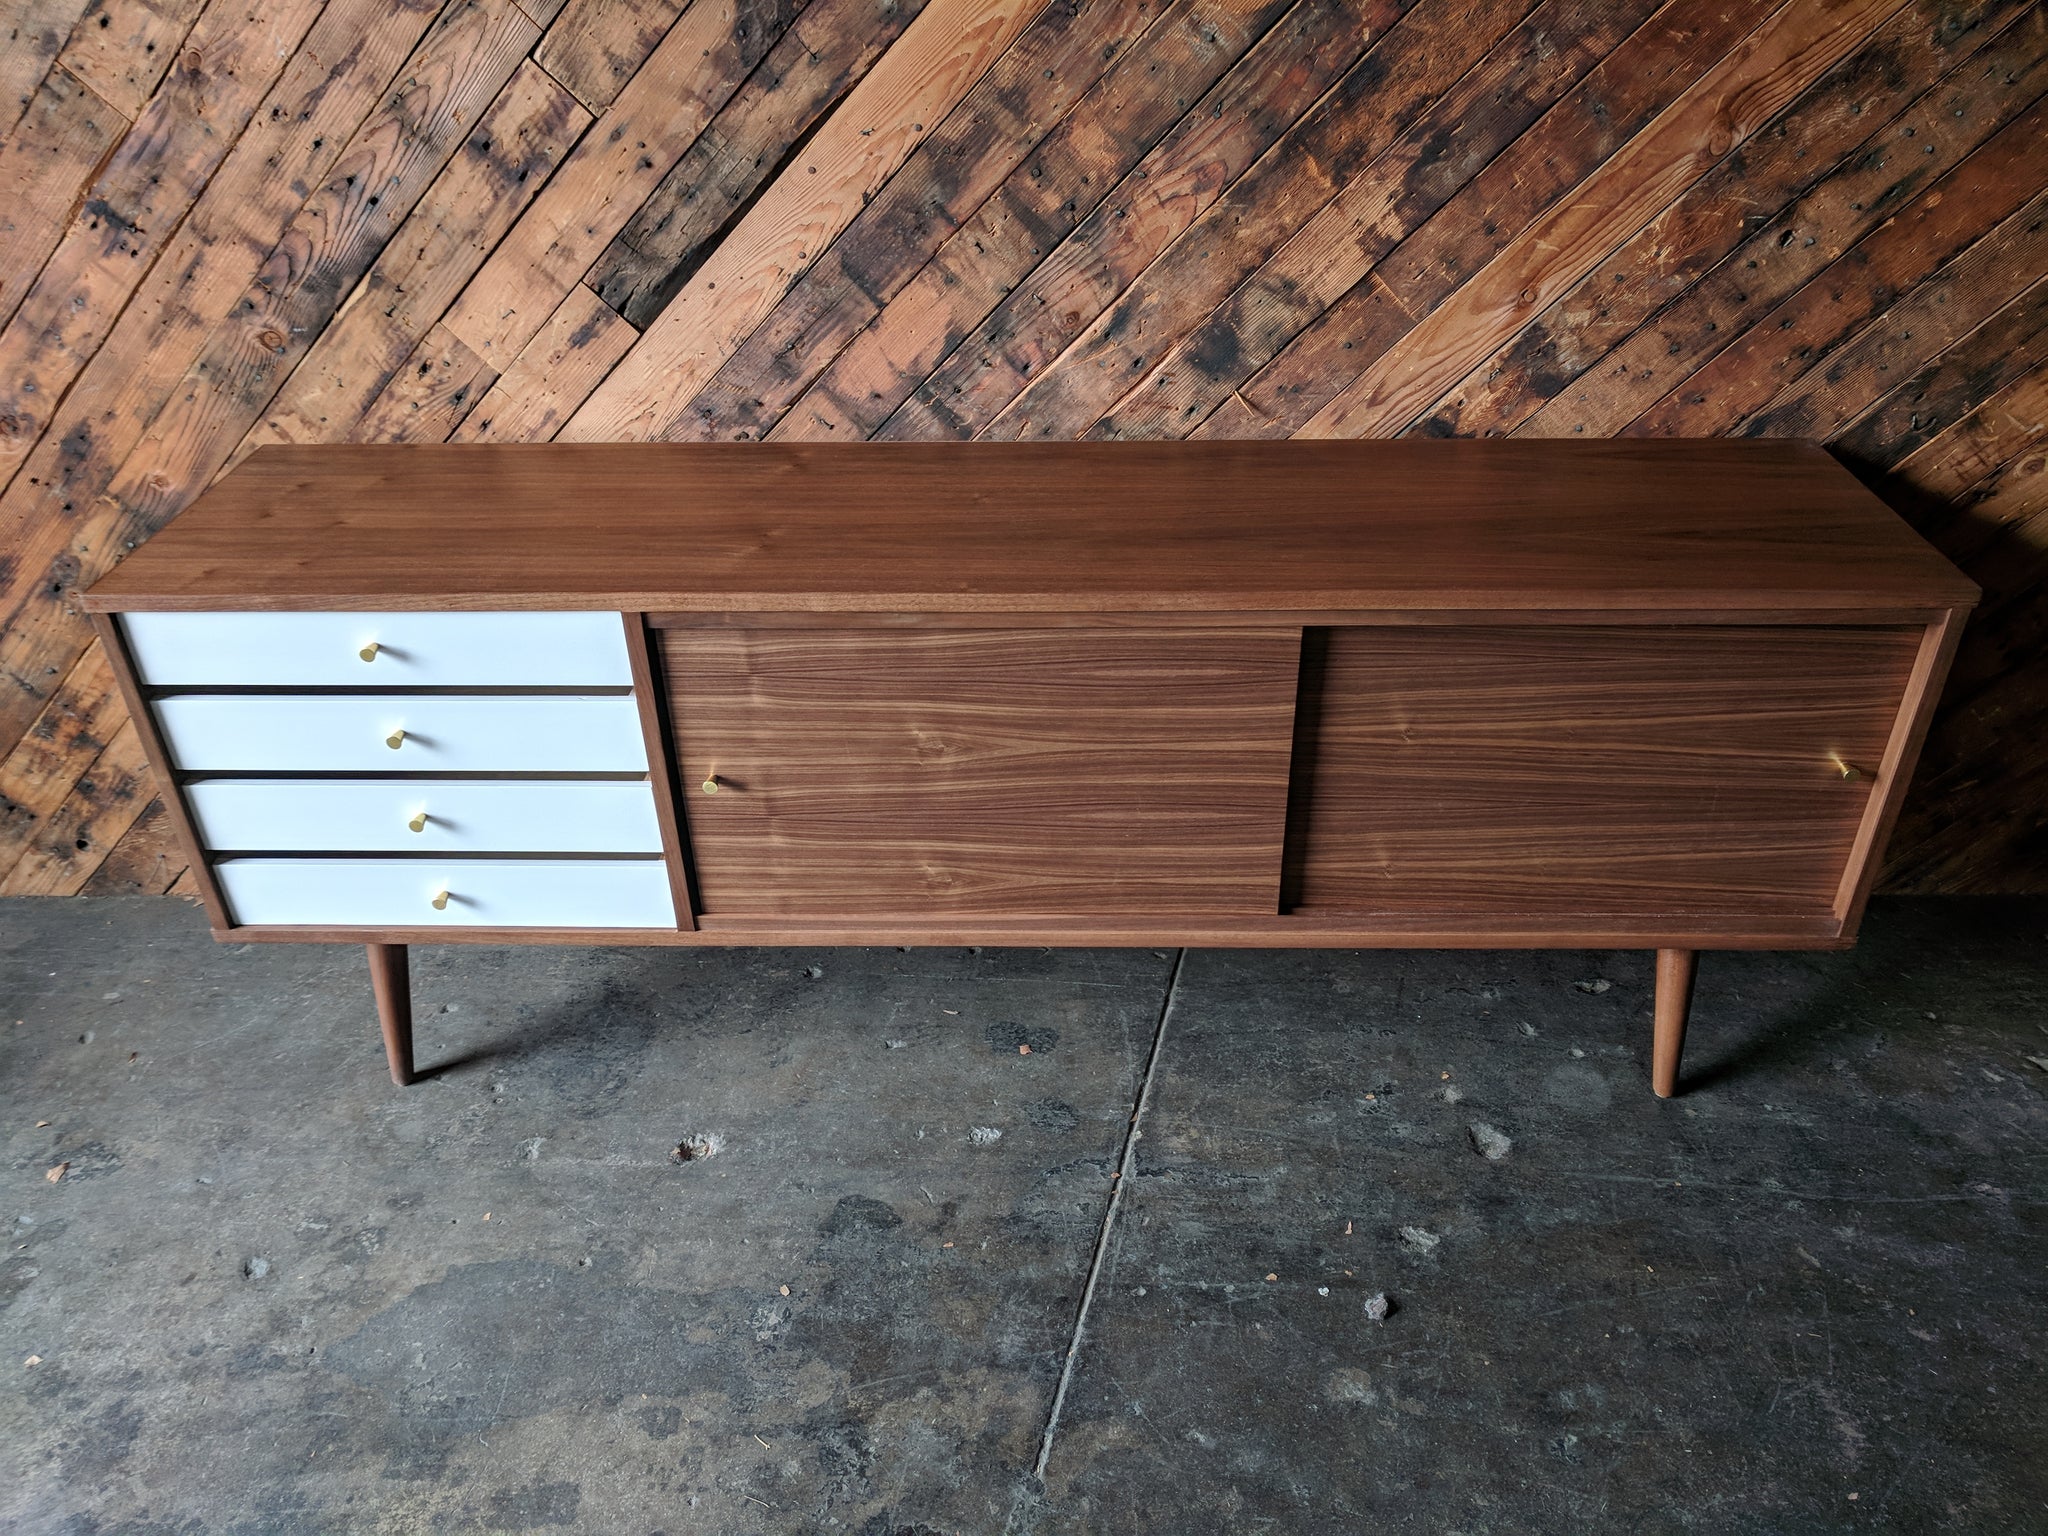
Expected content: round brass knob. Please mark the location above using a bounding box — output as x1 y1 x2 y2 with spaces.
359 642 380 663
407 810 428 834
1829 754 1862 781
430 889 450 911
701 774 719 794
385 728 405 751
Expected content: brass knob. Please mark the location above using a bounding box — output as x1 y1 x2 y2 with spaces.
385 728 405 751
359 642 380 663
407 811 428 834
431 889 450 911
1829 754 1862 781
701 773 719 794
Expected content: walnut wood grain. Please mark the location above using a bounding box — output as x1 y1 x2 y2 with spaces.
1291 625 1924 919
81 440 1976 614
367 942 415 1086
620 610 695 930
1832 611 1968 931
1653 947 1696 1099
664 627 1301 917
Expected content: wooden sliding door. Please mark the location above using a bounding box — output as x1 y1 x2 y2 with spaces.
664 627 1302 918
1290 626 1922 920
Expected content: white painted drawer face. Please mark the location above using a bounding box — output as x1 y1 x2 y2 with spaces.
154 694 649 772
215 857 677 928
123 611 633 687
186 779 664 853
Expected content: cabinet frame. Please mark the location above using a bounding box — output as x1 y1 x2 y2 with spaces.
80 439 1978 1095
96 605 1962 953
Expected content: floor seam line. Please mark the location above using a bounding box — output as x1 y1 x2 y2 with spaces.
1026 946 1186 1494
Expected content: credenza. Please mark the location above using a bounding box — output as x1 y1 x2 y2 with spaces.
80 440 1975 1097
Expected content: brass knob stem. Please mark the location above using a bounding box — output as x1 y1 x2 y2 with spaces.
701 774 719 794
385 728 405 751
430 890 450 911
1829 754 1862 781
359 642 380 663
407 811 428 834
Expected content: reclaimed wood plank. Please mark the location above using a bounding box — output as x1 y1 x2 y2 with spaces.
441 0 804 372
0 62 124 337
0 637 120 880
1064 0 1658 443
449 283 635 440
1619 89 2048 438
240 58 589 453
671 0 1181 441
77 794 184 895
100 0 540 509
560 0 1048 442
509 0 573 25
1416 0 2033 439
1 0 96 136
1888 357 2048 502
1514 18 2048 440
1746 212 2048 445
1296 0 1917 438
587 0 933 330
0 0 443 545
1933 442 2048 606
533 0 685 112
1189 0 1825 439
354 322 499 441
767 0 1279 443
0 712 150 895
0 0 520 752
0 0 330 490
873 0 1382 442
53 0 207 121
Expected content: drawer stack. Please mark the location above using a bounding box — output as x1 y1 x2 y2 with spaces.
121 612 677 929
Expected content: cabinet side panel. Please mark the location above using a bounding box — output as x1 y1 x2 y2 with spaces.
1832 609 1967 933
664 628 1301 916
89 614 234 928
1294 626 1921 918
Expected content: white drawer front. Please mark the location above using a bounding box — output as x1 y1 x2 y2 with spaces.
154 695 649 772
122 611 633 687
187 779 665 853
215 857 677 928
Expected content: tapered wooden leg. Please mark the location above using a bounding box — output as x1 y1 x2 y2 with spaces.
367 943 415 1086
1652 948 1697 1099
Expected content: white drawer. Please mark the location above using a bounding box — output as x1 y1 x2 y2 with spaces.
122 611 633 687
154 694 649 772
214 857 677 928
186 779 665 853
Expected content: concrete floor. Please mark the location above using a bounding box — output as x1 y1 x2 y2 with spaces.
2 898 2043 1534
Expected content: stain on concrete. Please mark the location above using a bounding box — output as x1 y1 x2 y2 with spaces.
1024 1098 1079 1133
822 1195 904 1237
325 1259 753 1435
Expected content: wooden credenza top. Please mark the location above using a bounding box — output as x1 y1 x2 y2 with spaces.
83 439 1975 614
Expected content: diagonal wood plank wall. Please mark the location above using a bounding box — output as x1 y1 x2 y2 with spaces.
1 0 2043 899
